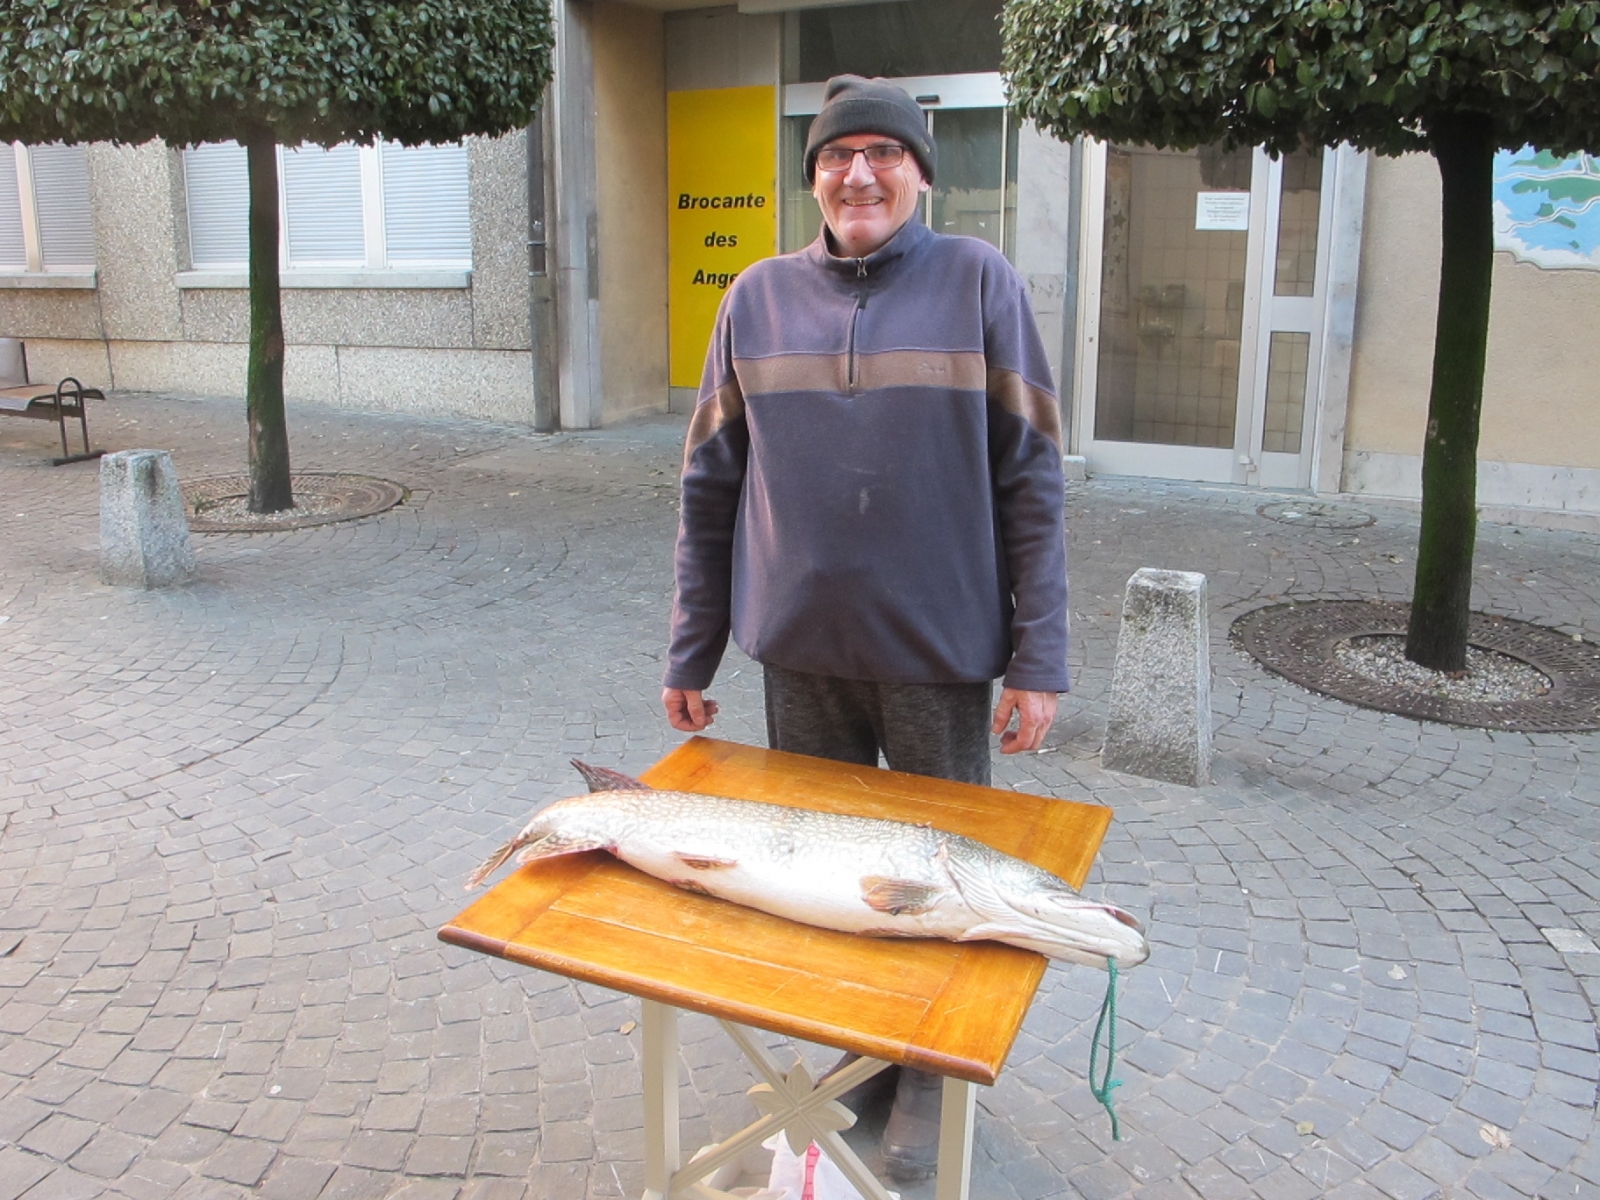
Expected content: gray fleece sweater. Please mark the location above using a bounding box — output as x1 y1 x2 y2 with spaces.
666 218 1070 694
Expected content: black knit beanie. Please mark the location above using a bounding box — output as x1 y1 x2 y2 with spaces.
803 75 936 185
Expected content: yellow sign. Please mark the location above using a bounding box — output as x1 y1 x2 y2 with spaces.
668 86 778 388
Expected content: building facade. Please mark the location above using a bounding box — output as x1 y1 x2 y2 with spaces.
3 0 1598 519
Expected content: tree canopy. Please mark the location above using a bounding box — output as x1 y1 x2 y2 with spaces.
0 0 555 513
0 0 555 148
1003 0 1600 671
1003 0 1600 155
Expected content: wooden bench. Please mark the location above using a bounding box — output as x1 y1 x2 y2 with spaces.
0 376 106 464
440 736 1114 1200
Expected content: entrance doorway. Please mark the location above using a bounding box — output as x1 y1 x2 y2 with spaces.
1075 141 1340 487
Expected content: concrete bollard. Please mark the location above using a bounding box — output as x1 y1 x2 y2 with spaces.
1102 568 1213 787
100 450 196 588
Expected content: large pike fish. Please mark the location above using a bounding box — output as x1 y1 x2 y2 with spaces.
468 762 1149 970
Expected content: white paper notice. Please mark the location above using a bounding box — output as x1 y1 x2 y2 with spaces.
1196 192 1250 231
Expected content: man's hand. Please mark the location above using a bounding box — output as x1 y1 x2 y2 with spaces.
663 688 720 732
991 688 1058 754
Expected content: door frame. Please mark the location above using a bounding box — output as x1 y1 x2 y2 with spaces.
1071 139 1364 490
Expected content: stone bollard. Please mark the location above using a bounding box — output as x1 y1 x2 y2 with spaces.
100 450 196 588
1102 568 1213 787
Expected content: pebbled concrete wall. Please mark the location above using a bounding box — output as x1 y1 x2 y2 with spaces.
0 134 541 424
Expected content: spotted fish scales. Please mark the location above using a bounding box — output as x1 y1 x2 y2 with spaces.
467 762 1149 970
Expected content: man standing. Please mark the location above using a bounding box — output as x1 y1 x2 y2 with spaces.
663 75 1068 1181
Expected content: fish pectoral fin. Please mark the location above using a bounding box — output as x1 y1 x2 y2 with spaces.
673 853 738 871
860 876 944 916
570 759 654 793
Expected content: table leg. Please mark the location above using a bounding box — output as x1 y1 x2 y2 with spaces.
637 1009 977 1200
641 999 681 1200
935 1076 976 1200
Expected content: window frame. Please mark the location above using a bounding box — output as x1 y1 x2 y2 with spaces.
0 142 98 289
176 138 473 291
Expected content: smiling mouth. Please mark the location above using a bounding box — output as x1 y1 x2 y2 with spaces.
842 198 883 208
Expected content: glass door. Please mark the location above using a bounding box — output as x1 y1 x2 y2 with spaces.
1075 141 1335 486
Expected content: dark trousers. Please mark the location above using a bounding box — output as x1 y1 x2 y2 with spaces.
763 662 992 1120
762 664 993 787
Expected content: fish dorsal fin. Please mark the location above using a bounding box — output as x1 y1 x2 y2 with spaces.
571 759 653 793
860 876 943 916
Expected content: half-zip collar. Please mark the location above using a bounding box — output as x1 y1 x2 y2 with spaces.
810 218 931 395
809 216 930 290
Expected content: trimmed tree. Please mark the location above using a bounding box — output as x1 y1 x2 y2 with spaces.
0 1 554 512
1003 0 1600 670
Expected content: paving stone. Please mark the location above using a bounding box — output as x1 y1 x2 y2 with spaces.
257 1155 339 1200
0 1146 52 1199
18 1113 98 1162
146 1121 227 1166
405 1134 473 1177
198 1138 278 1187
7 1163 106 1200
474 1131 542 1177
67 1128 143 1180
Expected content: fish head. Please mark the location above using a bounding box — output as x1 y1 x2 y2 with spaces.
998 890 1150 970
944 847 1150 970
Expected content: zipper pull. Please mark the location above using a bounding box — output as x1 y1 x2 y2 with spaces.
855 258 868 309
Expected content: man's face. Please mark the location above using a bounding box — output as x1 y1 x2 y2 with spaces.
812 132 930 259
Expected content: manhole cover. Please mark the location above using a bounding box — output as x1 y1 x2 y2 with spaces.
1255 500 1376 529
182 472 406 533
1232 600 1600 732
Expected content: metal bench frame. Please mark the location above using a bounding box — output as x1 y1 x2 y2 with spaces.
0 375 106 465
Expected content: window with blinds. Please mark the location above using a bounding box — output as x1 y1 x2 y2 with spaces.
183 139 472 271
0 152 24 269
1 142 96 272
182 143 249 268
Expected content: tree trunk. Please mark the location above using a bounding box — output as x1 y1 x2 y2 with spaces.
1405 113 1495 671
245 128 293 513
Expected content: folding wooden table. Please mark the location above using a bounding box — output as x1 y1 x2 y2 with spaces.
439 736 1113 1200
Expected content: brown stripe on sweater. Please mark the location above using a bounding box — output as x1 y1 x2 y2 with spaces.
684 380 746 467
736 350 986 397
736 353 848 396
987 368 1062 448
857 350 986 392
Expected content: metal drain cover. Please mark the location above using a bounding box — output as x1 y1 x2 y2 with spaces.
1255 501 1376 529
181 472 406 533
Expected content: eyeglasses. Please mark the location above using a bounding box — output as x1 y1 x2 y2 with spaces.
815 143 908 173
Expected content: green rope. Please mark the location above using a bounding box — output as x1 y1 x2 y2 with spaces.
1088 957 1122 1141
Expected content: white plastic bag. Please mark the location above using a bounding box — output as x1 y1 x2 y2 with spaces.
744 1133 894 1200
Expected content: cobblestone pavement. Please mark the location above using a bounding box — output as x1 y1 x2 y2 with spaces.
2 392 1597 1200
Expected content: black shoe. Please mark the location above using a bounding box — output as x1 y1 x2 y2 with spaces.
820 1051 899 1119
880 1067 941 1182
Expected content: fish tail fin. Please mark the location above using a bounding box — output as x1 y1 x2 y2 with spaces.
571 759 653 793
465 837 523 891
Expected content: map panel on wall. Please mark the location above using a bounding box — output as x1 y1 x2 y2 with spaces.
1494 147 1600 271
